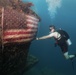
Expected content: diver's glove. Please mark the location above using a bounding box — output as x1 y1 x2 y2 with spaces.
36 38 39 40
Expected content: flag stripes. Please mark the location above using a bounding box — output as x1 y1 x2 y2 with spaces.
3 14 39 44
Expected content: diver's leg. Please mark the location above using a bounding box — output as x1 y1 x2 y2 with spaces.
69 54 75 58
64 52 75 60
59 44 69 59
63 52 69 59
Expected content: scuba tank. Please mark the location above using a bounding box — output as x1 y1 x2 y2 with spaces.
66 39 72 46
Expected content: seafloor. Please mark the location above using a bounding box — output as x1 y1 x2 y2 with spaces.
23 55 65 75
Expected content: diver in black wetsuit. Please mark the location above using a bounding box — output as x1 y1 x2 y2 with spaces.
36 25 76 60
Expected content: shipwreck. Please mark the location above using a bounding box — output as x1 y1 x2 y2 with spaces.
0 0 40 75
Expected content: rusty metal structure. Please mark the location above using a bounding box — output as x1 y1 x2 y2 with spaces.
0 0 40 75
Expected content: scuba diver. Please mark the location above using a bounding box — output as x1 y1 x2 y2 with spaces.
36 25 76 60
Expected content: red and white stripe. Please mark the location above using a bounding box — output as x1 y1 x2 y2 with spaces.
3 15 39 44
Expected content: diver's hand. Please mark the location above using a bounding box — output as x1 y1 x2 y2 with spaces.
36 38 39 40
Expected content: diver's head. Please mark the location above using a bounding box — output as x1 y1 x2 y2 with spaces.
49 25 56 33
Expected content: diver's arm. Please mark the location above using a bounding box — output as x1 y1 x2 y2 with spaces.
36 34 53 40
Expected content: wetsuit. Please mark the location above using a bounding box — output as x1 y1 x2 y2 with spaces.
56 36 68 53
55 30 69 53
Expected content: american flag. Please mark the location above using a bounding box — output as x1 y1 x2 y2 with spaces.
1 8 39 44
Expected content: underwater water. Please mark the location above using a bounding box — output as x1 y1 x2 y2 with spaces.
23 0 76 75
